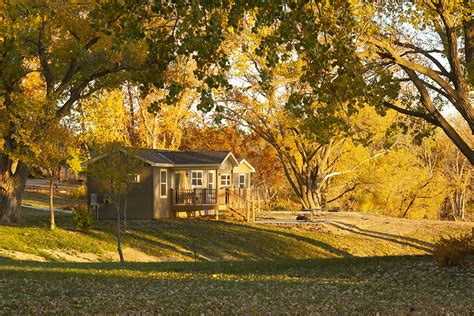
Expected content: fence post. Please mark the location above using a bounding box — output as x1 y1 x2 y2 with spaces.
246 200 250 223
192 188 197 205
252 200 255 223
257 189 261 213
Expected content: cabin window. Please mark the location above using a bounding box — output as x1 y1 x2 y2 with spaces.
160 170 167 198
239 174 246 188
191 171 203 187
128 174 140 183
208 171 214 189
220 174 231 187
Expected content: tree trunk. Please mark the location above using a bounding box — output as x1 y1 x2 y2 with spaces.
464 16 473 72
300 186 322 211
115 205 125 263
452 189 466 220
126 83 138 146
123 195 128 232
0 156 29 223
49 177 56 230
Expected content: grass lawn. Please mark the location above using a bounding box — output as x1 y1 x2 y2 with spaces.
0 200 472 313
0 256 472 314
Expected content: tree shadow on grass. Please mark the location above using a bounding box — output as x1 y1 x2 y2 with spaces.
123 232 196 260
3 210 354 261
325 222 433 253
69 218 353 262
0 254 432 277
134 219 353 261
219 221 353 258
4 210 399 262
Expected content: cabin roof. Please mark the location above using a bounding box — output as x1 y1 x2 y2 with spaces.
83 148 243 168
136 148 231 165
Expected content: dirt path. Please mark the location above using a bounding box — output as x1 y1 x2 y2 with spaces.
257 211 474 237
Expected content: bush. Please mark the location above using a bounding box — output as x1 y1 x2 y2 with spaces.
69 185 87 200
433 234 474 267
72 204 93 231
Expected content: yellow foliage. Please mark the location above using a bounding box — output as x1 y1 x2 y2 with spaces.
78 90 130 149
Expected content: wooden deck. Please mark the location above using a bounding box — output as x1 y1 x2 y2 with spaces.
171 188 223 210
170 188 255 222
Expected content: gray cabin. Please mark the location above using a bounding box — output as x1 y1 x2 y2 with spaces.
84 148 256 220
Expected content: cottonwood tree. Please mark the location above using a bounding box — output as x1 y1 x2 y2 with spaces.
3 70 72 229
428 127 472 220
88 147 142 263
234 0 472 163
0 0 239 222
220 74 383 210
334 120 470 220
0 1 145 222
215 20 389 210
137 57 200 149
75 59 198 152
359 0 474 164
75 90 132 150
225 91 393 210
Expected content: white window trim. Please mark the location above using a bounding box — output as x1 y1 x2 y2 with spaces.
239 174 246 188
220 173 231 188
191 170 203 188
160 170 167 198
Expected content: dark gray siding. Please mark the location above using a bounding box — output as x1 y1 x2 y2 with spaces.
87 164 154 220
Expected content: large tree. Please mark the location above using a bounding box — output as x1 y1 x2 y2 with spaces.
213 12 387 210
241 0 473 163
360 0 473 163
136 57 200 149
0 0 236 222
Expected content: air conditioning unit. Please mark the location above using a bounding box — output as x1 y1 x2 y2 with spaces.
90 193 98 206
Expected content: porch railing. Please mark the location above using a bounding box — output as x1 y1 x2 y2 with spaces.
173 188 218 205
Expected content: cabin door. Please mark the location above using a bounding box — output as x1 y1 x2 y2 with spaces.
174 171 186 190
208 171 215 189
206 171 215 204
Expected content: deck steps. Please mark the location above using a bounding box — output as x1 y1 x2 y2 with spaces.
226 206 247 222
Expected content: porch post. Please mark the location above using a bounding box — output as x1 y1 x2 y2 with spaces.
170 188 175 207
246 199 250 223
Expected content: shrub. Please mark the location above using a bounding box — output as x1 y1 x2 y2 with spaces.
69 185 87 200
72 204 93 231
433 234 474 267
